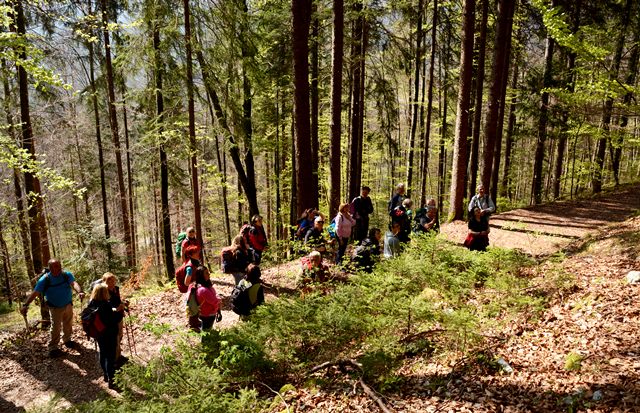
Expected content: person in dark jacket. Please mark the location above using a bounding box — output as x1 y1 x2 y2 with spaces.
88 283 123 390
238 264 265 314
101 272 128 365
390 198 413 243
351 186 374 242
388 183 406 213
414 198 440 234
465 207 490 251
304 216 327 253
352 228 382 273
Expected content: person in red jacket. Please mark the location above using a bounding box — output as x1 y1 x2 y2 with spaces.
246 215 268 265
181 227 203 263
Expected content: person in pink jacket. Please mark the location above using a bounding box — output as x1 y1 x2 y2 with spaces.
334 202 356 265
189 266 221 331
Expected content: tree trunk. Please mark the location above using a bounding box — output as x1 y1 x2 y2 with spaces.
87 39 112 264
311 2 320 202
196 50 260 217
448 0 475 221
480 0 515 191
292 0 315 217
532 2 555 204
153 22 175 280
593 0 631 193
329 0 344 218
121 88 137 267
348 1 366 201
419 0 438 205
0 221 13 305
406 0 423 198
100 0 134 269
437 24 449 213
182 0 204 254
502 63 518 199
468 0 488 199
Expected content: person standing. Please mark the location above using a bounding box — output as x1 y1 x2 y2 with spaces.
181 226 203 263
246 215 268 265
351 185 374 242
467 184 495 222
390 198 413 243
388 183 406 212
190 266 221 331
21 259 86 357
333 203 356 265
87 283 123 389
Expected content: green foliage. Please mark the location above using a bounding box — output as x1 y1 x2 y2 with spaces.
564 352 583 371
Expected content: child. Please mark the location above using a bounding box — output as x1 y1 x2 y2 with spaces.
189 266 221 331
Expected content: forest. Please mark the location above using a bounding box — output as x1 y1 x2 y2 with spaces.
1 0 640 411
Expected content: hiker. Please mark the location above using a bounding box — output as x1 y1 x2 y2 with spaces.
384 221 403 259
352 227 382 273
351 185 374 241
246 214 268 265
221 235 252 286
388 183 406 212
181 227 203 263
467 184 495 222
294 208 317 240
298 251 330 291
390 198 413 242
304 215 327 253
20 259 85 358
237 264 265 316
414 198 440 234
189 266 221 332
87 283 123 389
333 203 356 265
465 206 490 252
101 272 128 365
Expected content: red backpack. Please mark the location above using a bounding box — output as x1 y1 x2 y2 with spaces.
175 260 195 293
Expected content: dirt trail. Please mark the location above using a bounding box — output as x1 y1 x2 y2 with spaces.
0 184 638 412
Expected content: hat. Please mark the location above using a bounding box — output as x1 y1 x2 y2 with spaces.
314 216 325 224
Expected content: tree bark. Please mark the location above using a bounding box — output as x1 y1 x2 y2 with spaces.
468 0 488 199
593 0 631 193
100 0 134 269
448 0 475 221
348 1 366 201
329 0 344 218
406 0 423 198
480 0 515 191
121 88 137 267
153 21 175 280
419 0 438 205
182 0 204 254
502 63 518 199
311 2 320 202
292 0 315 217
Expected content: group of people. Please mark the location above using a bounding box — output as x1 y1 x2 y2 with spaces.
21 260 128 390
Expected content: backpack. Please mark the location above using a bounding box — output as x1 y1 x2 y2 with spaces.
221 247 237 274
230 282 252 316
185 285 200 317
175 232 187 259
80 304 106 340
412 208 427 233
175 259 197 293
327 218 338 239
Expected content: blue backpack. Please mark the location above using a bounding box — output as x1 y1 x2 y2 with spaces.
327 218 338 239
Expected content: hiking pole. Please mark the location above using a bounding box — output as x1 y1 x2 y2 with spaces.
124 308 137 356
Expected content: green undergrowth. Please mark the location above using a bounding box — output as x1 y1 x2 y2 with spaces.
73 234 547 412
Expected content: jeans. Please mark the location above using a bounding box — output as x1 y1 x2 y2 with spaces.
97 331 118 382
336 237 349 265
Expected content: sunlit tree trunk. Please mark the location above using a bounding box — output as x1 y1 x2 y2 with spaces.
406 0 423 198
329 0 344 218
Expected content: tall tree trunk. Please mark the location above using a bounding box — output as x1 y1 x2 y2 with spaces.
593 0 631 193
329 0 344 218
153 21 174 280
468 0 488 199
348 1 366 201
196 50 260 217
87 39 112 264
437 22 449 213
480 0 516 191
406 0 423 198
611 2 639 186
182 0 203 253
448 0 475 221
292 0 314 217
532 2 555 204
310 2 320 202
100 0 134 269
502 63 518 199
121 88 137 267
419 0 438 205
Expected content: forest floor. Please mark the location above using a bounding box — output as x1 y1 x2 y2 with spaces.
0 184 639 412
